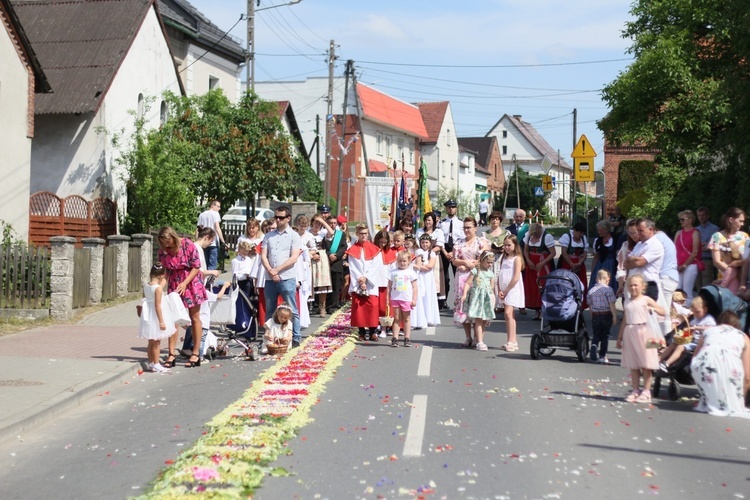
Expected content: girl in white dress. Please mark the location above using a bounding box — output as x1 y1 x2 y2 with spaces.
138 264 176 373
414 234 441 327
496 236 525 352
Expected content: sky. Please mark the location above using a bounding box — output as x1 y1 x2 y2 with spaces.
186 0 636 166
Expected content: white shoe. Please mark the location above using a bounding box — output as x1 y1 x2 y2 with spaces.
378 331 386 338
151 363 171 373
261 347 269 355
598 357 609 365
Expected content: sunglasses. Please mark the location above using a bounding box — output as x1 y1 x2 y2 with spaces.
274 215 289 220
463 226 475 230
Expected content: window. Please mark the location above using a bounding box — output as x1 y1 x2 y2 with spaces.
376 133 383 155
441 160 446 178
385 135 392 158
446 129 451 146
397 138 403 162
502 130 508 138
209 76 219 90
160 101 168 126
502 145 508 155
409 151 414 164
451 162 455 179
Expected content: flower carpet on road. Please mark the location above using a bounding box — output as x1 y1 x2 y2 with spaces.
143 307 355 498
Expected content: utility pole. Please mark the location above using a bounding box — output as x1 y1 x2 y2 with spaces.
324 39 335 204
572 108 578 225
336 60 353 213
246 0 255 92
315 114 320 176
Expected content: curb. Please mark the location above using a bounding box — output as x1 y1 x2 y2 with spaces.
0 361 141 444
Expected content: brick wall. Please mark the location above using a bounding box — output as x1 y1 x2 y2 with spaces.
603 142 658 212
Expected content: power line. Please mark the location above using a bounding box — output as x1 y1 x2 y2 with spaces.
357 58 633 68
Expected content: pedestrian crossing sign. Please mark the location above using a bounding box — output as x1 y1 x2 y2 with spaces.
534 186 544 197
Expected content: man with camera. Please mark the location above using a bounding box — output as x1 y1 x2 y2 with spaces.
439 199 463 310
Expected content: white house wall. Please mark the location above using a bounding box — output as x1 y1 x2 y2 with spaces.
362 120 417 176
182 48 242 103
29 7 182 218
255 77 347 175
0 23 32 240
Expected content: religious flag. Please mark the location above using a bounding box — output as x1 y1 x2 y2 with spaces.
389 174 398 230
396 172 406 224
417 157 432 226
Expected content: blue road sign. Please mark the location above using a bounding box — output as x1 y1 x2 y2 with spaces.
534 186 544 197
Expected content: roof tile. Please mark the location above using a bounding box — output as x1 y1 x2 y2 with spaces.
357 83 427 139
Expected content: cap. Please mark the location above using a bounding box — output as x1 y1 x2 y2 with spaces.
443 199 457 208
432 210 442 218
319 204 331 213
337 215 347 224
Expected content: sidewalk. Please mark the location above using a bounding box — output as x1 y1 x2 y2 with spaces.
0 299 144 442
0 289 332 443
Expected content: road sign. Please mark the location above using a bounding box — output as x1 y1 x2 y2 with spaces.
542 175 553 192
534 186 544 197
540 154 553 174
572 134 597 182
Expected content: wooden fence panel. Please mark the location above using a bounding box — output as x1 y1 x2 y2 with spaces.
29 192 117 248
72 247 91 308
0 244 49 309
128 245 141 293
102 246 117 302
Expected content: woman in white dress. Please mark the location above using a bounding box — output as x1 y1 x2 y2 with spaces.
416 212 446 302
294 215 315 328
414 234 441 327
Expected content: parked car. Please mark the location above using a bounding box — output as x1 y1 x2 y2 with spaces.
222 206 274 224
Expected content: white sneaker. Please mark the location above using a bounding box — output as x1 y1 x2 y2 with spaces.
261 346 269 355
151 363 171 373
598 357 609 365
379 331 386 338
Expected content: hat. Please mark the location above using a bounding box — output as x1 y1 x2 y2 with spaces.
432 210 442 218
337 215 347 224
319 204 331 213
672 290 687 303
443 199 457 208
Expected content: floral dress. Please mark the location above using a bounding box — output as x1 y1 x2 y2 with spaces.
465 268 495 323
453 236 486 312
708 231 749 293
690 325 750 418
158 237 207 309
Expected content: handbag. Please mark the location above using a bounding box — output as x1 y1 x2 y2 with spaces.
453 305 467 325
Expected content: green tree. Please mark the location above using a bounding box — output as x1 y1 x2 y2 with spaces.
599 0 750 228
116 90 309 233
503 169 550 218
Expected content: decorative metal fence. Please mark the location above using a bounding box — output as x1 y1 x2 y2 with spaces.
0 244 49 309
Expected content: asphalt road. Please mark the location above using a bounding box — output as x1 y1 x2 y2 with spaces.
1 306 749 499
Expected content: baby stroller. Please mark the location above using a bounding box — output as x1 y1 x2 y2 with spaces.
530 269 589 362
652 285 747 400
209 278 261 361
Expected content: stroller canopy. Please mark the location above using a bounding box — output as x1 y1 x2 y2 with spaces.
698 285 748 331
541 269 584 322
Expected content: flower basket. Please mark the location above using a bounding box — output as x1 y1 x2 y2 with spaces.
671 314 693 346
267 342 289 355
379 305 394 328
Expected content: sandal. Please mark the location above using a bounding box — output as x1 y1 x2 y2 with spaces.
370 333 379 342
185 353 201 368
504 342 518 352
163 353 177 369
635 390 652 404
461 338 473 348
475 342 488 351
625 390 640 403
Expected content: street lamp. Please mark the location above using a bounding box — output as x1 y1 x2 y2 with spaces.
247 0 303 92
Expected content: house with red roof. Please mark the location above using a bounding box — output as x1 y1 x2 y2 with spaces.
0 0 50 241
487 114 573 218
328 82 428 223
12 0 184 230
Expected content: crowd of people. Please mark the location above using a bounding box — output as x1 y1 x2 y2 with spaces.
138 198 749 419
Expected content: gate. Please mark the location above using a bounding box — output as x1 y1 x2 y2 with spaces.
29 192 117 248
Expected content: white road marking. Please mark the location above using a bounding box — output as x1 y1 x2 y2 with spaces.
417 346 433 377
426 326 436 336
403 394 427 458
